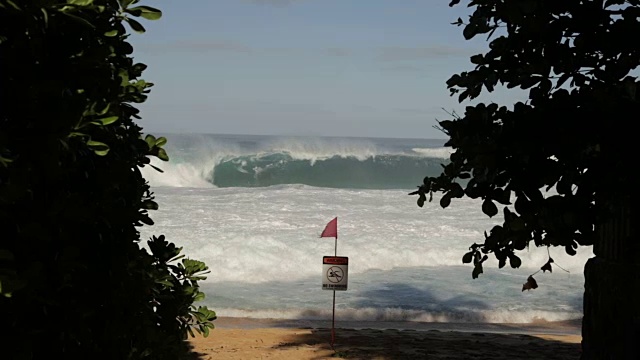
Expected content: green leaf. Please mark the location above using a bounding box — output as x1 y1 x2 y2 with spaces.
68 0 94 5
86 140 107 147
132 63 148 76
97 116 119 125
462 251 473 264
87 140 110 156
198 306 217 321
155 137 167 147
157 148 169 161
93 149 109 156
133 79 147 90
118 69 130 85
68 131 87 138
95 103 110 116
482 199 498 217
41 8 49 27
194 292 205 302
3 0 21 10
105 29 118 37
144 134 156 148
127 5 162 20
0 155 13 167
126 17 146 33
155 279 174 287
168 253 185 263
183 259 209 275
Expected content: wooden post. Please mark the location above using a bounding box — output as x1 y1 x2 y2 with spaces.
582 196 639 359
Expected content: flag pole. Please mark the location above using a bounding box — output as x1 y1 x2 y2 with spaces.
331 230 337 350
320 217 339 350
331 290 336 349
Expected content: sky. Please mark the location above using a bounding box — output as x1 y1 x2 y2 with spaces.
130 0 523 139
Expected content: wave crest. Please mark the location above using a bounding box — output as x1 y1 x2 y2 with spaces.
141 144 452 189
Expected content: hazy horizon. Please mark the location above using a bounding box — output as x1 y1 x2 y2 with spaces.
146 130 450 141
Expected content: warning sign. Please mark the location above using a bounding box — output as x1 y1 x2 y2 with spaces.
322 256 348 291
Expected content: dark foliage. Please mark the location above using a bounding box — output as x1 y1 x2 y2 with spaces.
0 1 215 358
412 0 638 277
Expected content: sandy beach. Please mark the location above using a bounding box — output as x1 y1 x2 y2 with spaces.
188 318 582 359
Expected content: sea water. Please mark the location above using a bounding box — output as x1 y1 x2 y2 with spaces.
139 134 593 324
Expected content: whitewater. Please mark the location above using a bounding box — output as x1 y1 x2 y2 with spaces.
139 134 593 324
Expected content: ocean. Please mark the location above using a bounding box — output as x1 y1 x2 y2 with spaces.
139 133 593 325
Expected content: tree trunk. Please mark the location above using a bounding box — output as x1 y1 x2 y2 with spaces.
582 197 640 359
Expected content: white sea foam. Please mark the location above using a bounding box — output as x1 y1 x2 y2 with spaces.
213 307 582 324
140 184 592 324
138 135 592 324
141 160 214 188
262 136 380 163
411 147 454 158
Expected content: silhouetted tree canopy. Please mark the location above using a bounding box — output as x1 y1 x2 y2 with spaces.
412 0 638 278
0 1 215 358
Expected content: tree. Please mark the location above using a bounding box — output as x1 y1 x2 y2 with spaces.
0 1 215 358
411 1 639 358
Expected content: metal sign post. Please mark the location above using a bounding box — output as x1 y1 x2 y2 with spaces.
319 217 346 350
322 256 348 348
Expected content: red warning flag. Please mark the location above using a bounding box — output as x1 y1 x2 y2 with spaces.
320 217 337 239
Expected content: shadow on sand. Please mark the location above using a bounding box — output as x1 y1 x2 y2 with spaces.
271 327 581 360
184 320 582 360
179 342 207 360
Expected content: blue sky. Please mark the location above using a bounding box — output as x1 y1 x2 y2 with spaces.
130 0 521 139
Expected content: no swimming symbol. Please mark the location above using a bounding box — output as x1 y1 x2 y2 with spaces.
327 266 344 283
322 256 348 291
